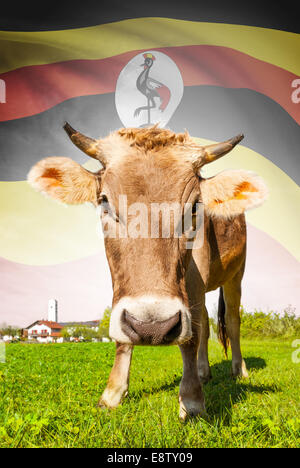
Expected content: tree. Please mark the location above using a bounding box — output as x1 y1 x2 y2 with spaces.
61 328 71 341
98 307 112 339
81 327 98 342
72 326 85 341
71 326 98 342
0 325 21 340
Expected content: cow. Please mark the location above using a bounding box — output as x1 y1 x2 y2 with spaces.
28 123 268 419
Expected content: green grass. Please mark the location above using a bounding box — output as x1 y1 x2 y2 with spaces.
0 339 299 448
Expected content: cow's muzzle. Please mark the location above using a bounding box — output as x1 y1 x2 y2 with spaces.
121 310 182 345
109 296 192 345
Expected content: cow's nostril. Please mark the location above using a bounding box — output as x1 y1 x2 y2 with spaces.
163 311 182 343
121 309 141 344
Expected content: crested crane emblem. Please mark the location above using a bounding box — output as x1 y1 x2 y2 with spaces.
115 51 184 128
134 53 171 124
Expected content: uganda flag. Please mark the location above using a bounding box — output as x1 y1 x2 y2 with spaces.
0 1 299 326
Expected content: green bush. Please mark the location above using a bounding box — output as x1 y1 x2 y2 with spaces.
240 305 300 338
98 307 112 339
209 305 300 339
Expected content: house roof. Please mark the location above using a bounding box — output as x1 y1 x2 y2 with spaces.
25 320 63 330
39 321 63 329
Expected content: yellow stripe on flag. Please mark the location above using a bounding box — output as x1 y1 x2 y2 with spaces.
0 149 299 265
1 18 299 74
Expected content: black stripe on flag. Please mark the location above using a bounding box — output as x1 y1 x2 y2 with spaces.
0 87 299 183
0 0 299 33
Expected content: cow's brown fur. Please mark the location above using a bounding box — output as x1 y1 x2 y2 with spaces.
28 125 267 419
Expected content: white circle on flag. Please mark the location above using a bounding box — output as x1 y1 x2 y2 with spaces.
115 51 184 128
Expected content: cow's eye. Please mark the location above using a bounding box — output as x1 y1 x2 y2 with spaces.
192 201 198 215
99 194 108 204
99 194 110 215
99 194 119 221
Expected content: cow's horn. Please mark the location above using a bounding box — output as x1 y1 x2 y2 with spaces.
63 122 107 166
193 134 244 169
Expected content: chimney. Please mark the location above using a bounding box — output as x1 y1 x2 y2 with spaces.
48 299 58 323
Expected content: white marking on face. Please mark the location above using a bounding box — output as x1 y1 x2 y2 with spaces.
109 295 192 344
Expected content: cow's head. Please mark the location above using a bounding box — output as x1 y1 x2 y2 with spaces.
28 124 267 346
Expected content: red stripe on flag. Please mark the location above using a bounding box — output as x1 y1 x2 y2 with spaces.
0 45 298 124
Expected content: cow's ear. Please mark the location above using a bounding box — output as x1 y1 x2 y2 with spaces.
200 169 268 219
28 157 101 205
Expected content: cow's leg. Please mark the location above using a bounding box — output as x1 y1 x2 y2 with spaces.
197 305 212 383
179 330 206 420
223 271 249 378
98 343 133 408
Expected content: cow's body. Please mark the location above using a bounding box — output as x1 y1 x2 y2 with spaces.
101 212 247 417
188 214 246 295
28 124 267 419
186 214 247 386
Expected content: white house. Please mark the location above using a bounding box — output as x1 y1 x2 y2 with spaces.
23 320 63 343
1 335 19 342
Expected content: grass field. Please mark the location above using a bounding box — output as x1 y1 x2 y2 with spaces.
0 339 299 448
